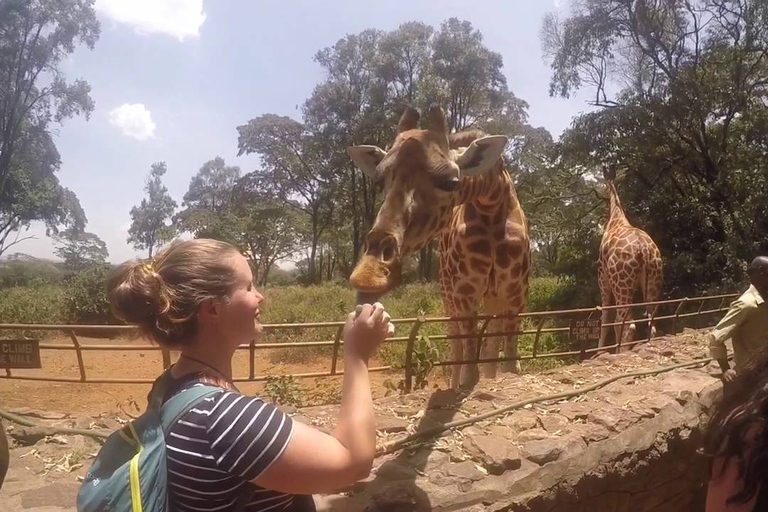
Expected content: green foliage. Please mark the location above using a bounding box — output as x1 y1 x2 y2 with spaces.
0 283 67 325
543 0 768 297
62 265 116 325
128 163 178 258
0 257 63 288
0 0 98 257
53 228 108 271
263 375 305 407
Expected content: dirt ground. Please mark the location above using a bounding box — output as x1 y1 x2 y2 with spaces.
0 333 446 416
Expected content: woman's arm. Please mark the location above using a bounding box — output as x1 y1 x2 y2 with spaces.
253 303 391 494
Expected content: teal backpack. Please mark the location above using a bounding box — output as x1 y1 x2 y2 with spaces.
77 373 221 512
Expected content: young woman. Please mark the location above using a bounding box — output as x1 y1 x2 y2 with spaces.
705 344 768 511
108 239 393 511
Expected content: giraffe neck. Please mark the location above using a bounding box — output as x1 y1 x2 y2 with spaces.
607 181 630 231
458 162 519 212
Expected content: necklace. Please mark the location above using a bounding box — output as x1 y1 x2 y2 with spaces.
179 354 238 391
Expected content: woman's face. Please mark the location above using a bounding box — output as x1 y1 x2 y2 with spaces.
218 254 265 345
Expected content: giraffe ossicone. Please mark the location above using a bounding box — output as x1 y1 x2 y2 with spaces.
347 105 531 389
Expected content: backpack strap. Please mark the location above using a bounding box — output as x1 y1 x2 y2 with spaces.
159 384 222 433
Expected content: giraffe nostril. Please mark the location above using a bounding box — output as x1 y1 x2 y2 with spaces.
380 238 397 264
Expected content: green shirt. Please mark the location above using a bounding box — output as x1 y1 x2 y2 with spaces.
708 285 768 370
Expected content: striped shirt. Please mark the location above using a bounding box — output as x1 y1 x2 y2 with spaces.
163 375 314 512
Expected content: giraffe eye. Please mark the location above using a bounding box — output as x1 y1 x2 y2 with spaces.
435 177 460 192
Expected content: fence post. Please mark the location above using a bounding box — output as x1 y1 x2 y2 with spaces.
68 330 87 382
404 316 425 394
672 298 688 334
330 324 344 376
532 317 545 359
248 336 256 381
695 298 706 329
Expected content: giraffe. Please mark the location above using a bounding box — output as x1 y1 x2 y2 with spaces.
598 165 663 349
347 105 530 389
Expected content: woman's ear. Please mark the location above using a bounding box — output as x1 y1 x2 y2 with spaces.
197 298 220 325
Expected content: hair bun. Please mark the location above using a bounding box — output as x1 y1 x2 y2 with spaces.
107 260 171 328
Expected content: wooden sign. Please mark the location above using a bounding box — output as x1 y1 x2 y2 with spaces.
0 339 41 369
569 318 602 344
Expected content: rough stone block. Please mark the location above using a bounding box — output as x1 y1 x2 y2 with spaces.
463 435 522 475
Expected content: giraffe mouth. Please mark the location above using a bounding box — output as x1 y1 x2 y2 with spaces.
349 253 402 300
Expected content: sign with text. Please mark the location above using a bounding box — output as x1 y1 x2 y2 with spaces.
569 318 602 344
0 339 41 369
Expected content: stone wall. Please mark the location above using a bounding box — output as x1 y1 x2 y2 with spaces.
312 330 723 512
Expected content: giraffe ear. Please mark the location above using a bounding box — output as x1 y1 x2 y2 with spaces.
347 145 387 180
455 136 508 177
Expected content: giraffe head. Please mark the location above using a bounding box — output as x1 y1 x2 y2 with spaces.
347 105 508 300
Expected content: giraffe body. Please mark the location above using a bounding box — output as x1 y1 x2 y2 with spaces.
598 168 663 348
347 106 530 389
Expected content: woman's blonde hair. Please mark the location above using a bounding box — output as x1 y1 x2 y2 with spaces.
108 239 241 346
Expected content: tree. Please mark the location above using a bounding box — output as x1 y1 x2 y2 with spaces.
181 157 240 212
237 115 336 283
228 196 307 286
53 227 108 271
175 157 241 240
0 125 86 257
0 0 99 213
543 0 768 295
176 157 306 285
128 163 177 258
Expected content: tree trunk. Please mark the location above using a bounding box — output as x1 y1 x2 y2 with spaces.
351 164 361 263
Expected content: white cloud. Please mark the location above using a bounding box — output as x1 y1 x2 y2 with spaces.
95 0 206 41
108 103 157 141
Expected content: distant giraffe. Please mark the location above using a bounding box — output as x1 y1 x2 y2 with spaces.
598 165 663 348
347 105 530 389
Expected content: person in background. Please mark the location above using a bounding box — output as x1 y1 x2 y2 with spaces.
705 343 768 511
708 256 768 383
108 238 394 511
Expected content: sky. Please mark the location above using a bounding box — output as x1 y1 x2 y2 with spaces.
16 0 594 264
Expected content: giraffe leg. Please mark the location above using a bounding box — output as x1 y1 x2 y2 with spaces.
641 262 663 339
479 314 502 379
459 319 480 389
598 265 613 348
613 298 637 349
448 321 463 389
500 315 522 374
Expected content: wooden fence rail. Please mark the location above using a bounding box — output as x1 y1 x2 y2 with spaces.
0 293 736 392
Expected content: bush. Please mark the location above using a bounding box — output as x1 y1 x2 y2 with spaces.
0 282 67 325
63 265 118 325
0 259 64 288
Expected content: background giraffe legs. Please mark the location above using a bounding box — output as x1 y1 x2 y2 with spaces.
598 266 613 348
640 266 663 338
612 289 637 349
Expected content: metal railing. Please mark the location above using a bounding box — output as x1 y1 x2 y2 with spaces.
0 292 737 392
